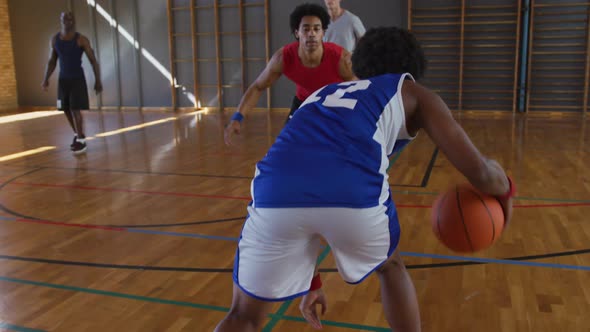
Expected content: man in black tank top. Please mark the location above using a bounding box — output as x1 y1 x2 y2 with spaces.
41 12 102 155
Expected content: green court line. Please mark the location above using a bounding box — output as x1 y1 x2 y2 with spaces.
0 274 390 332
0 276 228 312
386 150 403 172
0 322 46 332
262 245 332 332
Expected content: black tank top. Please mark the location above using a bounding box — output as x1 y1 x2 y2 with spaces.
54 32 85 79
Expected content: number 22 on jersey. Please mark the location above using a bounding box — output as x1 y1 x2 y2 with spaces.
302 80 372 110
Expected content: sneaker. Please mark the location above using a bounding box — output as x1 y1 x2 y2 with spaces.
70 135 77 151
72 140 87 155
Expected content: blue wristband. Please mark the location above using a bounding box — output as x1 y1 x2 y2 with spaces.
231 112 244 123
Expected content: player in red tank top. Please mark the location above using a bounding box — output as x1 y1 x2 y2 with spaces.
224 3 355 146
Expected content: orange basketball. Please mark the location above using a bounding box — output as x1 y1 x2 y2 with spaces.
431 184 505 253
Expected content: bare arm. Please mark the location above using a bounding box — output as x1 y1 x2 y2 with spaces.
338 49 356 81
353 16 366 44
236 48 284 115
403 80 509 196
42 38 58 89
79 35 102 93
223 49 283 145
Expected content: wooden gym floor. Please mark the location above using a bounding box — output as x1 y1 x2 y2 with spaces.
0 109 588 331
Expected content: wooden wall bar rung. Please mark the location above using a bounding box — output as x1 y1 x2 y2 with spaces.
535 35 588 40
463 88 514 93
463 43 516 48
414 14 461 19
536 26 586 32
532 51 586 55
531 97 583 101
531 74 585 79
463 59 514 63
529 105 581 109
534 82 586 87
464 20 517 25
534 2 589 8
463 51 515 55
533 58 586 63
467 4 515 9
535 42 586 47
413 6 462 11
534 18 587 24
536 9 588 16
412 22 462 26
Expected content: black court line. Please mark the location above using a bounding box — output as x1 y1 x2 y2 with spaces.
0 168 44 221
388 147 438 188
0 167 247 227
112 216 247 228
420 148 439 187
1 248 588 273
40 166 252 180
2 162 434 188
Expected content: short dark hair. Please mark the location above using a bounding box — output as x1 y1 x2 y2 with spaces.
289 3 330 37
352 27 427 80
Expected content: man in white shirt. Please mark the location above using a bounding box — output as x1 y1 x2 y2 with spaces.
323 0 366 52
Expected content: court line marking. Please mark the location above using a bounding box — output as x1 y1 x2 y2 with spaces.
0 322 46 332
7 181 590 209
0 275 388 332
3 167 590 206
401 252 590 271
2 215 590 272
1 247 589 273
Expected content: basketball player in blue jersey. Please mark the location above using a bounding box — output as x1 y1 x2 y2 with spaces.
215 27 515 332
42 12 102 154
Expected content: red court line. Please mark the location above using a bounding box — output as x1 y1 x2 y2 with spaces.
9 181 251 201
7 181 590 209
513 203 590 208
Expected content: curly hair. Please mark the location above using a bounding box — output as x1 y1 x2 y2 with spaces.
289 3 330 38
352 27 427 80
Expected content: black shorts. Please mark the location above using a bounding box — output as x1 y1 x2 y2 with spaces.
285 96 304 124
57 77 89 111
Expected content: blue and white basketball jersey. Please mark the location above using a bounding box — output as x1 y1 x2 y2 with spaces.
251 73 416 208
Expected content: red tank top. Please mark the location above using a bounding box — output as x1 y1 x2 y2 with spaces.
282 42 344 101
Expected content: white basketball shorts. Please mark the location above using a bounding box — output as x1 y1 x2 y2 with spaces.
233 202 401 301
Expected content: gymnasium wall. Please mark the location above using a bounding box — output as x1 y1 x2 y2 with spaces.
410 0 590 113
0 0 17 111
8 0 404 110
9 0 171 109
